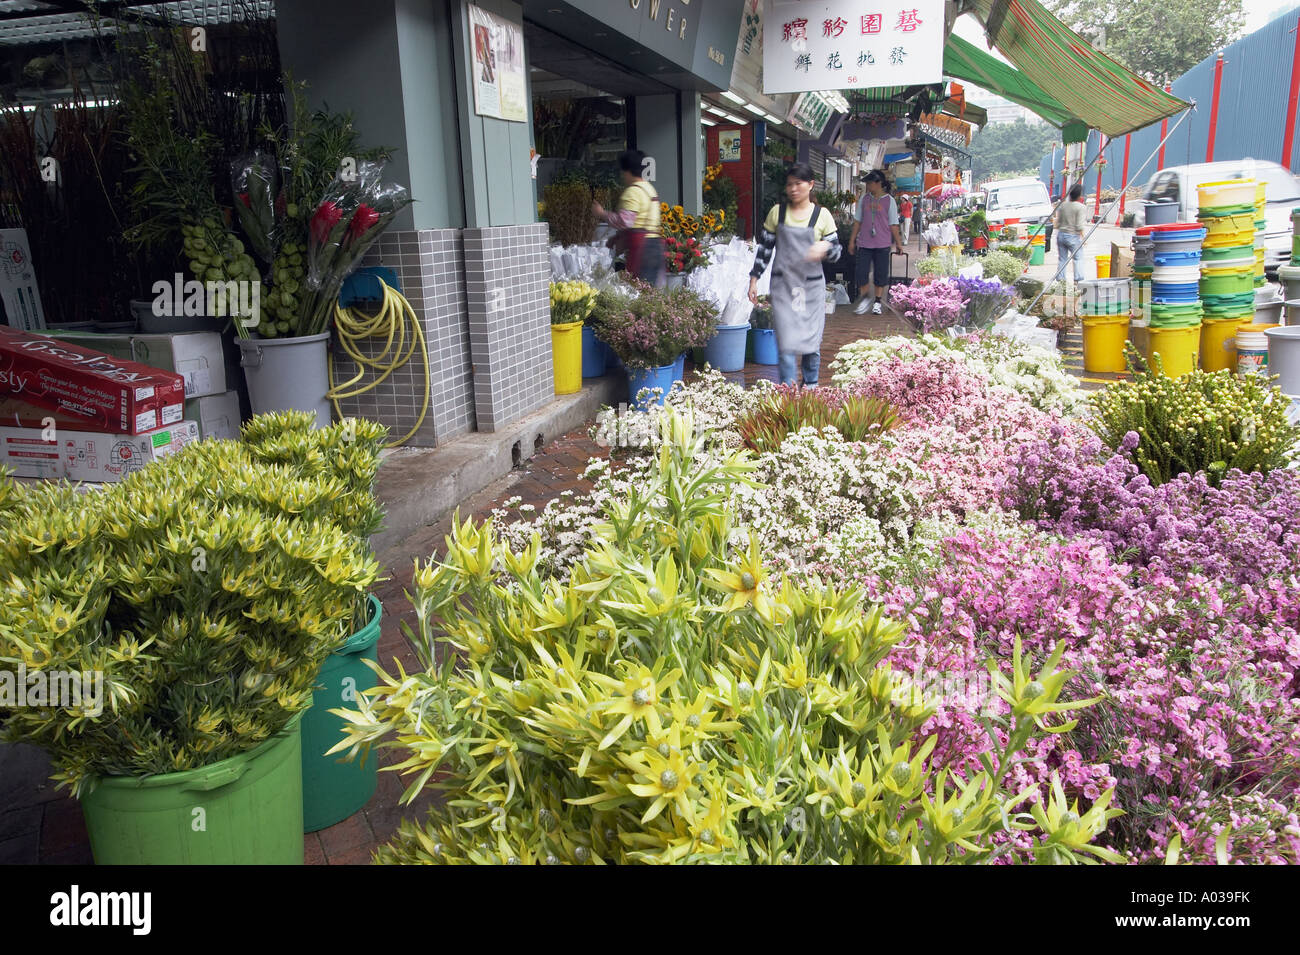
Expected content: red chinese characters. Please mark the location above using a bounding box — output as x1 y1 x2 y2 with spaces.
861 13 882 34
782 17 808 41
823 16 847 37
896 8 923 32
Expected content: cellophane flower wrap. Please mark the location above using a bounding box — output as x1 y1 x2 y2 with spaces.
230 151 281 265
302 161 413 335
955 276 1015 329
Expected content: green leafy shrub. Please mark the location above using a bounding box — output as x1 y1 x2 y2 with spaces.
735 388 899 454
542 181 595 246
336 410 1120 864
0 413 385 794
1090 348 1300 485
980 249 1027 285
917 251 976 278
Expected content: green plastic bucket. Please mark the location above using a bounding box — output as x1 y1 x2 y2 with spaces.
1200 244 1255 264
80 713 304 864
1029 246 1045 266
302 594 382 832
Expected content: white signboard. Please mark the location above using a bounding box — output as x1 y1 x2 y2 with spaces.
0 229 46 332
762 0 944 95
469 4 527 122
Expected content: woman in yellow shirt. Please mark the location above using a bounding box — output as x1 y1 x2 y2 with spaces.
747 163 842 386
592 149 665 287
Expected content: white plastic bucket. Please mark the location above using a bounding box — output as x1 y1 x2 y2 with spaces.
1265 326 1300 392
237 332 332 428
1151 264 1203 283
1237 328 1270 377
1279 264 1300 304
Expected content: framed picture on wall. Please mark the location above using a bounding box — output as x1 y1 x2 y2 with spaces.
718 130 742 162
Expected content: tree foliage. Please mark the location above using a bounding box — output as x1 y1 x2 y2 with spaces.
1045 0 1246 86
970 120 1060 182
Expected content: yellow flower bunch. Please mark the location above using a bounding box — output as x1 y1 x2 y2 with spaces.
549 279 597 326
660 203 724 240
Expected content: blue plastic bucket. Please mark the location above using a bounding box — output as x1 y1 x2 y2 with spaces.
1152 249 1203 266
752 327 779 365
628 363 677 408
673 353 685 383
581 325 607 377
703 322 751 372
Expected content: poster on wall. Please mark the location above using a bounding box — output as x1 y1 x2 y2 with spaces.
718 130 743 162
762 0 944 94
469 4 527 122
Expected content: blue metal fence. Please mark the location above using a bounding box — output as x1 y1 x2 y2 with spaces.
1038 10 1300 194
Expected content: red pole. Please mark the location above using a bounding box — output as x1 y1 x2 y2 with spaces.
1094 134 1105 219
1158 85 1171 169
1281 18 1300 170
1119 134 1132 216
1207 53 1226 163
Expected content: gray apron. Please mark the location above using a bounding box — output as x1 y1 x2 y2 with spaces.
770 203 826 355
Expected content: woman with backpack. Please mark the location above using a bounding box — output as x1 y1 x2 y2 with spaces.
747 163 842 387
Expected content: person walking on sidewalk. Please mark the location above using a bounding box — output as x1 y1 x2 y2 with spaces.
592 149 665 287
747 163 842 387
849 170 904 315
898 194 914 246
1053 183 1088 283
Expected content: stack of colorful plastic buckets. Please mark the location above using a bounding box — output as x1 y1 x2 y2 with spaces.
1145 222 1207 376
1027 225 1047 265
1078 278 1130 372
1131 232 1155 326
1293 207 1300 265
1254 182 1268 287
1197 180 1258 372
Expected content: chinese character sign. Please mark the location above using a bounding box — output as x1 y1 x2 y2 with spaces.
763 0 943 94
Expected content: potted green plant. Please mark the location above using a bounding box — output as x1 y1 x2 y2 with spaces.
0 414 384 862
960 211 990 252
597 278 716 407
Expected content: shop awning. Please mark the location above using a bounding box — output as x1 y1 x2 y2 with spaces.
958 0 1188 137
943 33 1074 128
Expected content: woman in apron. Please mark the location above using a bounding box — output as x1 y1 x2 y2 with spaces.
593 149 666 287
747 163 843 386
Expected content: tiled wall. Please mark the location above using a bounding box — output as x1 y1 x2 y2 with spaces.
463 223 552 432
337 229 476 446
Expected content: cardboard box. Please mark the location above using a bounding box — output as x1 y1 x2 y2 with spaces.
184 390 241 441
41 330 226 399
0 412 199 482
1111 242 1134 279
0 326 184 434
0 229 46 331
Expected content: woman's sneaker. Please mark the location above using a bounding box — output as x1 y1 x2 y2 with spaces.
871 301 883 315
854 296 874 315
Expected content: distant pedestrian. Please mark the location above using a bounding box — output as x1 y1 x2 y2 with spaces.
898 194 914 245
1053 183 1088 283
849 170 904 315
747 163 842 387
592 149 665 287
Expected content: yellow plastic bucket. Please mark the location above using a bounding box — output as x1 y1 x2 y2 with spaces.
1096 255 1112 278
551 321 583 395
1082 313 1129 372
1200 317 1241 372
1198 179 1256 208
1202 226 1257 248
1199 212 1256 236
1147 324 1202 377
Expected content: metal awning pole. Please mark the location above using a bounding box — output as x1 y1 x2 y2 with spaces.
1024 106 1195 317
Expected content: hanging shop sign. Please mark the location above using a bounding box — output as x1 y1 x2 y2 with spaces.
762 0 943 94
787 91 836 136
469 4 527 122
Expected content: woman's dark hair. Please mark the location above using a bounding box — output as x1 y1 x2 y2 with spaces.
863 169 892 192
785 162 816 184
618 149 647 175
1069 183 1084 201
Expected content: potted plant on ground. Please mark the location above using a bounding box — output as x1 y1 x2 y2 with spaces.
597 278 716 407
749 295 777 365
549 279 598 395
0 414 384 862
960 211 990 253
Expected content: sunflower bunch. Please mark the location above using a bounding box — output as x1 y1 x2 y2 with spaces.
337 408 1119 865
660 204 724 241
0 415 385 795
549 279 598 326
1090 348 1300 485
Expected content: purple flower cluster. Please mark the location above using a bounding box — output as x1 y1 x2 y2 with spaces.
889 280 967 333
954 276 1015 328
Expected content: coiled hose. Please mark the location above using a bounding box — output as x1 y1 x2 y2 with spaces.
327 279 430 447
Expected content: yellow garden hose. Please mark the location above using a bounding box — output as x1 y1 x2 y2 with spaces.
327 279 431 448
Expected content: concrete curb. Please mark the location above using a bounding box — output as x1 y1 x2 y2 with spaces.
370 374 626 554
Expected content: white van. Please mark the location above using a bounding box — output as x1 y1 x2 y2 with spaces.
982 177 1054 226
1137 160 1300 271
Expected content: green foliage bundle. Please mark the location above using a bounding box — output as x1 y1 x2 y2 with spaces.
1090 347 1300 485
980 249 1028 285
917 251 977 277
736 389 900 454
0 413 386 795
334 410 1121 865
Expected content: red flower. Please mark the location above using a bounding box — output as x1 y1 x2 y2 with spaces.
347 203 380 241
238 191 252 208
310 200 344 245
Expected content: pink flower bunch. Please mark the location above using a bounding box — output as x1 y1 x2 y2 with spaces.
889 280 967 333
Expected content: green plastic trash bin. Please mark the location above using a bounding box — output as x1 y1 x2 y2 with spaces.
80 713 305 865
301 594 383 832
